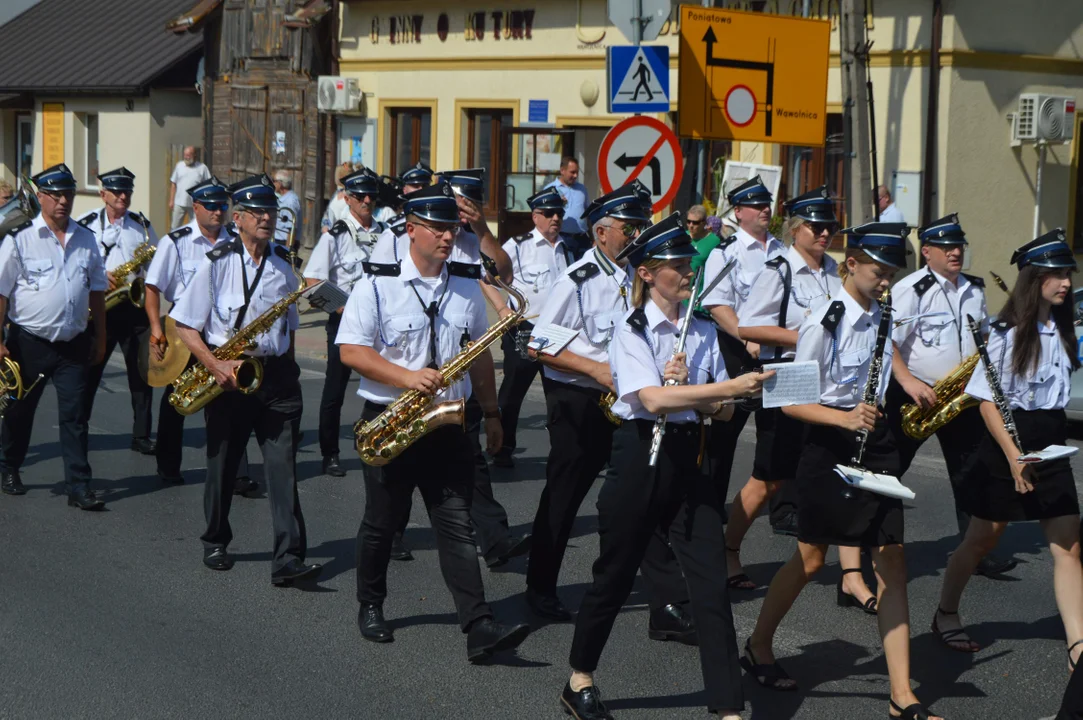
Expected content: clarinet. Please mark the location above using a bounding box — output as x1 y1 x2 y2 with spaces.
852 290 893 468
966 313 1024 453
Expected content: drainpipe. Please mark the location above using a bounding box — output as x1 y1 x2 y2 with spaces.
921 0 942 226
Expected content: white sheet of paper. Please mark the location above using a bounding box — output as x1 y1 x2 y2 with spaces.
1019 444 1079 464
302 280 349 314
528 324 579 356
834 465 917 500
761 361 821 408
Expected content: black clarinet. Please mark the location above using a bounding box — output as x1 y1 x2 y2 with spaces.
966 313 1024 453
851 291 893 468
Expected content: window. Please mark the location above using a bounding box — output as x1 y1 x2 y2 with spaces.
388 107 431 177
463 109 511 210
85 113 99 187
778 113 846 241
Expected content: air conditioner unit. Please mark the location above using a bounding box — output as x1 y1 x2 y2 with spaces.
317 76 362 113
1016 93 1076 143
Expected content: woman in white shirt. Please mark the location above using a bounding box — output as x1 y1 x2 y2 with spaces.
933 230 1083 673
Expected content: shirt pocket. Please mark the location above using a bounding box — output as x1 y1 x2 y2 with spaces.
384 312 428 355
915 315 954 347
835 346 871 387
23 257 54 284
216 292 246 328
1027 360 1066 407
585 309 624 344
523 263 552 292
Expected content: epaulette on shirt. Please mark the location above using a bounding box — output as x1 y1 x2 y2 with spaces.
330 219 350 236
990 318 1013 333
207 239 242 261
2 219 31 241
570 262 600 285
129 212 145 225
626 307 649 335
821 300 846 333
271 244 292 264
363 261 401 277
448 261 481 280
715 235 737 252
962 273 984 288
764 256 788 270
913 273 937 296
167 226 193 242
76 212 96 228
513 232 532 244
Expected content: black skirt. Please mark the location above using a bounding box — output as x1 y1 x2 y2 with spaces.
753 407 806 482
965 409 1079 522
796 419 905 547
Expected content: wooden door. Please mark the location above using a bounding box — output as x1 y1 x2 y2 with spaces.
230 85 269 182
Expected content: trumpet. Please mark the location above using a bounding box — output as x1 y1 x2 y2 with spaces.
0 357 43 420
278 207 298 267
104 214 156 311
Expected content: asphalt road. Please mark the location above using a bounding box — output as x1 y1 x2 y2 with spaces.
1 344 1079 720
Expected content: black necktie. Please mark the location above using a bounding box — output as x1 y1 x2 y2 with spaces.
424 301 439 370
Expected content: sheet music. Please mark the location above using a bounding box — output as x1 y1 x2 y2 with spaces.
834 465 917 500
761 361 821 408
1019 444 1079 464
302 280 349 314
527 324 579 356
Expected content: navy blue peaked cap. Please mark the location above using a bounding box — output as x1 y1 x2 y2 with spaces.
228 173 278 210
189 176 230 204
1011 228 1077 270
727 175 772 207
33 163 76 192
436 168 485 205
583 182 652 227
841 221 910 268
402 180 459 224
98 167 135 192
616 211 697 268
343 167 381 196
784 185 836 224
918 213 966 246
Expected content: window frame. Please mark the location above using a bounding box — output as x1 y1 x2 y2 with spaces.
378 100 437 177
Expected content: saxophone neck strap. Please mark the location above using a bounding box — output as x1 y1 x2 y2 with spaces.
234 249 269 332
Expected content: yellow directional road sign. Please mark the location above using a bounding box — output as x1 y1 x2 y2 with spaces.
678 6 830 146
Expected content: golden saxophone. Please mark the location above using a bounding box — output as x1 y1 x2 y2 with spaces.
0 357 43 420
105 215 156 311
168 258 306 417
354 268 528 466
598 391 622 426
899 353 980 440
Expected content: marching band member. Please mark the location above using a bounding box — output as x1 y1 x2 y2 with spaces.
144 176 252 490
560 213 768 720
304 167 386 478
0 164 107 509
745 223 944 720
337 181 530 660
78 167 159 455
934 230 1083 668
492 187 574 468
888 213 1016 578
169 174 320 585
526 183 694 641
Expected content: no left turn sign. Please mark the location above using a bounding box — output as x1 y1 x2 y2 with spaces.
597 116 684 213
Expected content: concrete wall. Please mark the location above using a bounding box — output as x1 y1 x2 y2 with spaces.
149 88 203 232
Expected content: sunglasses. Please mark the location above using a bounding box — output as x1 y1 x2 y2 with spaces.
686 218 705 226
536 208 565 219
808 222 839 236
198 201 228 212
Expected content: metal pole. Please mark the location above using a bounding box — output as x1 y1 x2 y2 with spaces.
1034 142 1046 237
633 0 643 44
694 0 709 203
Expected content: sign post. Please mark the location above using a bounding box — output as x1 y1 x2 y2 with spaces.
597 116 684 213
607 0 671 44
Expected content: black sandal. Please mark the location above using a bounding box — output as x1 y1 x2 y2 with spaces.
726 546 756 590
1068 639 1083 671
836 568 877 615
739 638 797 692
931 607 979 653
889 699 938 719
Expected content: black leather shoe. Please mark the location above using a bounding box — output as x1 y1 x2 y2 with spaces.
771 511 799 538
492 449 515 468
560 682 614 720
526 587 572 622
203 547 234 571
390 533 413 562
157 470 184 485
271 558 322 587
648 603 697 645
130 437 157 455
358 603 394 643
67 486 104 510
975 553 1018 578
233 476 258 496
1 470 26 496
466 617 530 662
322 454 346 477
485 534 532 569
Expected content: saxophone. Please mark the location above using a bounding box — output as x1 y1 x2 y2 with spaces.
599 391 622 426
899 354 980 440
354 268 528 467
105 215 156 311
168 257 306 417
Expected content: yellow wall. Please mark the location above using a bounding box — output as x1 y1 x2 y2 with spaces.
149 89 204 231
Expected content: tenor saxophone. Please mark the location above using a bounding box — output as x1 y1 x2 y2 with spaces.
354 270 528 466
104 214 156 311
168 258 307 416
899 353 980 440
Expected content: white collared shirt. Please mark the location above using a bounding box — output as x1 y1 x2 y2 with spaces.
0 215 108 342
501 228 572 312
738 245 842 361
369 224 480 266
77 207 160 276
891 269 988 385
145 220 232 304
335 251 489 405
305 214 386 295
796 288 894 408
610 299 728 422
533 246 632 390
701 227 785 313
169 242 300 357
964 321 1073 411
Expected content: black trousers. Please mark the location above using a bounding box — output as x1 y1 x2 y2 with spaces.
156 356 250 479
527 377 690 611
318 313 351 457
1061 661 1083 719
0 325 93 490
570 420 743 713
357 402 492 632
84 302 152 439
886 378 981 534
496 322 539 453
202 356 307 571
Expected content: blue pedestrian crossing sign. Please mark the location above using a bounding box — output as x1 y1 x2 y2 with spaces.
607 45 670 114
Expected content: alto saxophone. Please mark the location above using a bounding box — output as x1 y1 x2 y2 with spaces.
168 257 307 417
899 353 980 440
354 267 528 467
105 214 156 311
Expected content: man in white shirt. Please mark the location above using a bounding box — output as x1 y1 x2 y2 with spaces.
877 185 905 224
169 147 211 228
273 170 303 251
544 156 590 238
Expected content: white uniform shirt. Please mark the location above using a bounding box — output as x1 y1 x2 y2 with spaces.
305 215 386 296
374 206 397 224
144 220 232 304
170 161 211 208
274 189 303 245
891 269 988 385
78 208 160 278
0 215 108 342
321 193 350 231
796 288 894 408
738 245 842 361
502 228 572 312
369 225 481 266
701 227 785 313
169 242 301 357
880 203 905 224
610 299 728 422
534 247 632 391
335 253 488 405
964 321 1073 411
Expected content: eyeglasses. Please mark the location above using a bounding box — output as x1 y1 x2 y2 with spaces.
536 208 565 219
42 189 75 201
603 222 641 238
198 201 228 212
242 207 275 218
415 222 459 238
808 222 839 236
